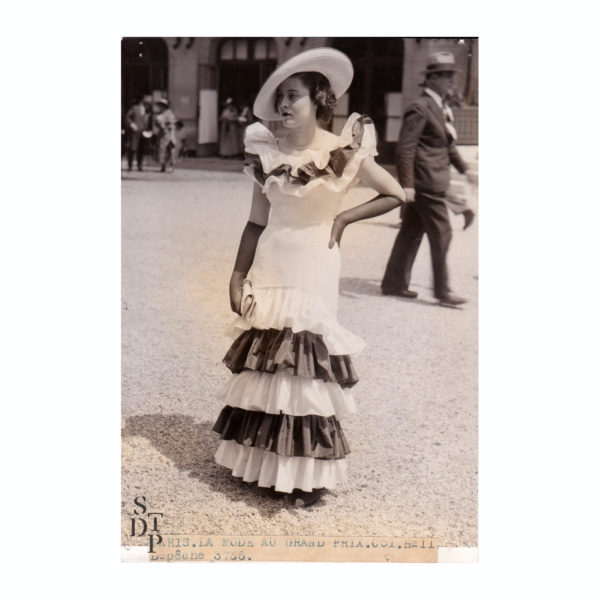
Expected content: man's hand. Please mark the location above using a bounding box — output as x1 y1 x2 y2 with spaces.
463 209 476 230
465 169 478 185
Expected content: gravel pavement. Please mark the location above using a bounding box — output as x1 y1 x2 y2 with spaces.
121 164 478 547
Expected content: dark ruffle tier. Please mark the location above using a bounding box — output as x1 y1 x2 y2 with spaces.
223 327 359 388
245 115 374 188
212 405 351 459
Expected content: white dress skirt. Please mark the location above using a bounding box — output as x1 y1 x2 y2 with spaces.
213 113 378 493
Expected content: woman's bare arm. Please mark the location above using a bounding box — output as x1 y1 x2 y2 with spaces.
328 158 408 248
229 183 270 313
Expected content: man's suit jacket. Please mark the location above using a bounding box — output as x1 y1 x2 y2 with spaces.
395 93 467 195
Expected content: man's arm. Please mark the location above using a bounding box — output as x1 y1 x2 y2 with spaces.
449 143 467 174
395 106 427 189
449 143 478 184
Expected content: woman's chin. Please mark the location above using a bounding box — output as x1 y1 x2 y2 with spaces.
281 116 298 128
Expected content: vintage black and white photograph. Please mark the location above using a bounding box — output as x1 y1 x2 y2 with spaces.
121 36 479 562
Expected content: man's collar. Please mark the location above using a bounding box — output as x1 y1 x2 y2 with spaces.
424 87 444 109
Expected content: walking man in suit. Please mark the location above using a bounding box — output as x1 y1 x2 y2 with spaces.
381 51 476 306
125 97 150 171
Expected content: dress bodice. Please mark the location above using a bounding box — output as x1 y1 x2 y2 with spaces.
243 113 378 230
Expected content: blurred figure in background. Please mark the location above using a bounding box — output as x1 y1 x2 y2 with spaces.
155 98 177 172
237 99 254 157
175 120 186 161
219 97 240 158
124 97 150 171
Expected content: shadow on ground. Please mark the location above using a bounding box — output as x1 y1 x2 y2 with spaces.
340 277 442 308
122 413 290 517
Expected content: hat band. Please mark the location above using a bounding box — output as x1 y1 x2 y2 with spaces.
424 63 458 73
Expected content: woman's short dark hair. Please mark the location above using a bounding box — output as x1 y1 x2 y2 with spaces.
275 71 337 123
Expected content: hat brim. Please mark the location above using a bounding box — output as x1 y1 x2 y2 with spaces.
253 48 353 121
420 65 463 76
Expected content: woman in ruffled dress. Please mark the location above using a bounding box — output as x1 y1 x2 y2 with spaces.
212 48 410 507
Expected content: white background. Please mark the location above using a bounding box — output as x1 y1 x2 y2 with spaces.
2 1 598 598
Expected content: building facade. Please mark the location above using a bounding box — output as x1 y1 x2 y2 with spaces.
122 37 478 162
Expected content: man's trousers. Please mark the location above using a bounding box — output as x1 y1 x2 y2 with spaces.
381 191 452 298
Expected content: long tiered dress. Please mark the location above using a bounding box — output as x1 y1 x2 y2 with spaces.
212 113 377 493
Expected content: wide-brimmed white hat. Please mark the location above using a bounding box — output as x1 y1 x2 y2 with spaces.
253 48 353 121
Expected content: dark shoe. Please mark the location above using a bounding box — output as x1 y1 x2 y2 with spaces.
382 288 418 299
463 209 475 230
437 293 467 307
266 487 287 500
288 489 322 508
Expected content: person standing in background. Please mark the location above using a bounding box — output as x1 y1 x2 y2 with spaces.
219 98 240 158
381 51 477 306
237 100 254 158
154 98 177 173
125 98 150 171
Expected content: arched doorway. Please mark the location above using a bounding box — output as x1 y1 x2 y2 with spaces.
121 37 169 111
332 38 404 162
217 38 277 117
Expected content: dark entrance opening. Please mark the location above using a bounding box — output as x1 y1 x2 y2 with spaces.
219 63 262 108
121 38 168 112
332 38 404 163
217 38 277 117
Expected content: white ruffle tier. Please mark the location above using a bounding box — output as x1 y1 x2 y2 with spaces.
214 439 347 493
243 113 378 198
220 370 356 419
226 285 365 356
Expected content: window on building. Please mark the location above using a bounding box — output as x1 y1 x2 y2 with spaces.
219 38 276 62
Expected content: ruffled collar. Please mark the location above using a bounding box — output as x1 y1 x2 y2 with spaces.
244 113 367 177
243 113 378 197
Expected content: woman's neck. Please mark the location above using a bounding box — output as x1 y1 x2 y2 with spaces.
285 123 318 150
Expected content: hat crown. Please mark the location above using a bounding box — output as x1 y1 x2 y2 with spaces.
426 51 456 69
253 47 354 121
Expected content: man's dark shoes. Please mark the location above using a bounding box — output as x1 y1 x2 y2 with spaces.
437 293 467 307
382 288 418 299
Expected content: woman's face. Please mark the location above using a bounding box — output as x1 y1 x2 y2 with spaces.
275 76 317 129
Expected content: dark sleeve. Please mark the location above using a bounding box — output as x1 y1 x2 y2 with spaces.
395 106 427 188
449 143 468 174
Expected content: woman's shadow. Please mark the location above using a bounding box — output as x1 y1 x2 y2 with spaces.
122 413 290 516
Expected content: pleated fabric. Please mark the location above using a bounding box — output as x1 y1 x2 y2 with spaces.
213 405 350 459
214 326 356 490
215 439 348 493
226 286 365 356
223 327 359 388
220 371 356 419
